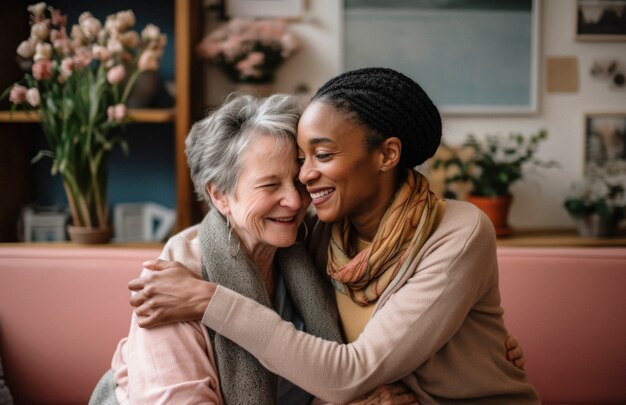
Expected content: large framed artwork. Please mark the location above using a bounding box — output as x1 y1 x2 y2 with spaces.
226 0 304 19
343 0 540 115
576 0 626 41
584 112 626 174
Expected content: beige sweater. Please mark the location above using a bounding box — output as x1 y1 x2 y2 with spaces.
202 200 540 404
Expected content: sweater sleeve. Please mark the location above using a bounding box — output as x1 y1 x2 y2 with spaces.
113 227 223 404
202 209 497 403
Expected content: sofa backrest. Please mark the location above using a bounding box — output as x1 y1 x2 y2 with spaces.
498 247 626 405
0 245 162 405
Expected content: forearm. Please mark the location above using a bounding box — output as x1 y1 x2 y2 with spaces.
203 278 467 404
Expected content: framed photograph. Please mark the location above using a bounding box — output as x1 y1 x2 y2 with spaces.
226 0 304 19
584 112 626 174
343 0 540 116
576 0 626 41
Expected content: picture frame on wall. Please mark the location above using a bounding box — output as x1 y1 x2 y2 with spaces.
576 0 626 41
226 0 304 19
584 112 626 174
343 0 540 116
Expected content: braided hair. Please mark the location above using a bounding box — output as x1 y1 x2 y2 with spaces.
311 67 442 170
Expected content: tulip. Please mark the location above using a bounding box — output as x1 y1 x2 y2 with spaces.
34 42 53 62
9 85 28 104
32 60 53 80
25 88 40 107
115 10 136 32
107 103 127 122
60 57 74 77
138 50 160 71
28 3 47 18
16 40 36 59
141 24 160 41
107 64 126 84
31 21 50 41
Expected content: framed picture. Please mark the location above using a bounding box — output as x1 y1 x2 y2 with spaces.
576 0 626 41
343 0 540 115
584 112 626 174
226 0 304 19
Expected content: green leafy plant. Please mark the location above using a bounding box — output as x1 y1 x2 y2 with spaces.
564 164 625 221
1 3 166 229
431 129 558 198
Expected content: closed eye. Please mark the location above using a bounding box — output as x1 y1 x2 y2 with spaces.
315 153 333 161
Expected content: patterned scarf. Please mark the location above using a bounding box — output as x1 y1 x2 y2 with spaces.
327 169 444 305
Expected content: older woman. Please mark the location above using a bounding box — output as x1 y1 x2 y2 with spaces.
91 94 350 404
133 68 537 404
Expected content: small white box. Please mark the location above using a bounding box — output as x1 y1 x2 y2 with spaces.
114 202 176 242
21 205 70 242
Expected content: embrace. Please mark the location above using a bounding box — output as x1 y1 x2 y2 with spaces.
91 67 539 404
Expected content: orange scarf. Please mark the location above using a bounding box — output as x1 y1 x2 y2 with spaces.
327 169 444 305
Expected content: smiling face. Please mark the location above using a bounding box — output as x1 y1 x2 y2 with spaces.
212 134 310 255
297 101 398 237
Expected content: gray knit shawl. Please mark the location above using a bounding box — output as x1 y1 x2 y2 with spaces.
198 209 343 405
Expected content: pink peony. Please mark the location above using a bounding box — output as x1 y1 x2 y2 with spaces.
25 88 40 107
32 60 53 80
106 65 126 84
9 85 28 104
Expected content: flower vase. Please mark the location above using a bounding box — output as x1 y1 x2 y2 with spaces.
67 225 112 244
232 82 274 98
61 161 112 244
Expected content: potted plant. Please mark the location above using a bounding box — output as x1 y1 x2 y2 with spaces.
2 3 167 243
196 17 299 96
431 129 557 236
564 164 625 237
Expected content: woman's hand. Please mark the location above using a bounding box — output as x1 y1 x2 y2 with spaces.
506 335 526 370
128 259 216 328
346 383 419 405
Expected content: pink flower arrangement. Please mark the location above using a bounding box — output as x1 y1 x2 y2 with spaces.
197 18 299 83
1 3 168 230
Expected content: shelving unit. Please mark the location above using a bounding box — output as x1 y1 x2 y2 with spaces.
0 0 204 242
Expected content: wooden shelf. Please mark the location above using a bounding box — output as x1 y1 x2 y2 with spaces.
497 229 626 247
0 108 175 123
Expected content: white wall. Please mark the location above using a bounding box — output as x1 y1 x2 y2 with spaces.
209 0 626 230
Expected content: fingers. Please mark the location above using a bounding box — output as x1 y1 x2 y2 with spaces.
142 259 179 271
128 276 146 292
505 335 518 350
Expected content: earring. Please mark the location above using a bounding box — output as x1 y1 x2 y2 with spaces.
226 215 240 257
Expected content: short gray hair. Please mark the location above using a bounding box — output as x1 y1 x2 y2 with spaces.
185 93 301 203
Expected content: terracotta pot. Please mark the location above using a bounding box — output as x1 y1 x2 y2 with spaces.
67 225 112 244
466 194 513 237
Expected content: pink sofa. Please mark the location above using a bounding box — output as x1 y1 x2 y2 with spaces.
0 245 161 404
1 244 625 404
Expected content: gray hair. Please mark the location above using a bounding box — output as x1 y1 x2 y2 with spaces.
185 93 302 203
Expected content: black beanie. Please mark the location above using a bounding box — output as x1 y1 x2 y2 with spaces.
312 67 442 168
